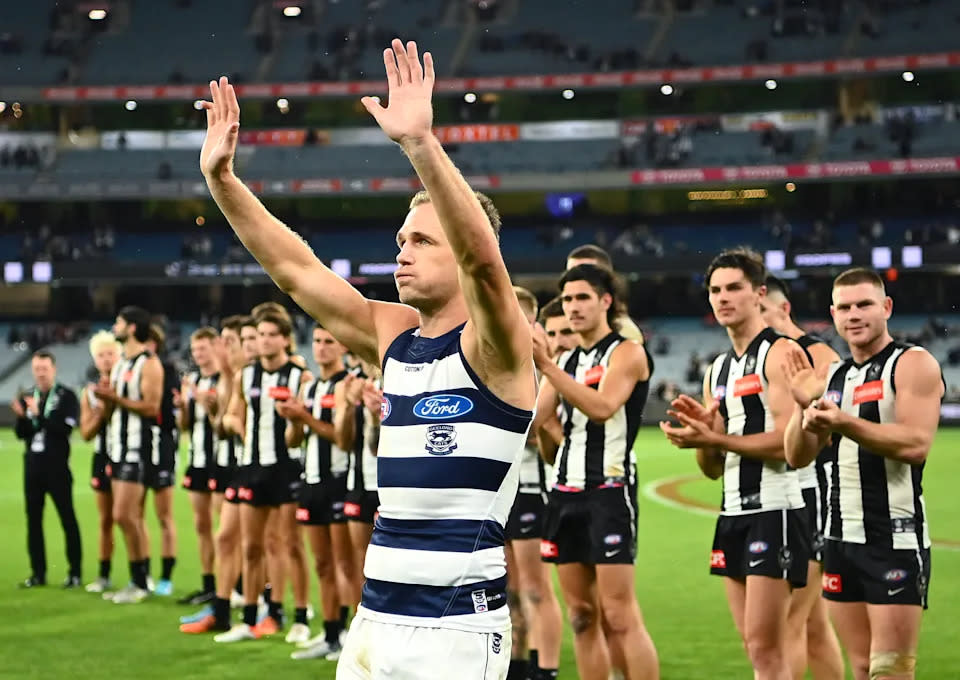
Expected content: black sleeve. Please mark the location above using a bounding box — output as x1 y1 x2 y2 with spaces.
42 388 79 437
14 414 36 440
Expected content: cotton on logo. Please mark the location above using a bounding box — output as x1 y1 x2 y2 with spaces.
710 550 726 568
540 541 559 558
823 573 843 593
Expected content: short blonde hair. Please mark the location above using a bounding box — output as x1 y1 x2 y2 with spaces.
409 190 502 239
89 330 121 359
513 286 539 319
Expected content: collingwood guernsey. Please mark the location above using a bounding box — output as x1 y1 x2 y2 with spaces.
709 328 804 514
361 323 533 632
821 342 936 550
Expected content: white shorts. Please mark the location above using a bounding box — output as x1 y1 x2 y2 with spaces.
336 609 511 679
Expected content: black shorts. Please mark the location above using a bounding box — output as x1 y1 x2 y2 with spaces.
344 489 380 524
802 486 825 562
144 434 178 490
237 462 302 508
182 466 212 493
710 509 810 588
506 492 546 541
822 540 931 609
541 486 637 565
297 476 348 526
108 460 145 485
91 452 112 493
209 464 237 494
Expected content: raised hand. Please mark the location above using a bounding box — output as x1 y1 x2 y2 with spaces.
802 397 843 433
668 394 718 425
11 398 25 418
275 398 308 422
199 76 241 181
659 410 718 449
343 373 363 406
361 39 435 146
531 323 552 369
361 380 383 418
782 346 824 408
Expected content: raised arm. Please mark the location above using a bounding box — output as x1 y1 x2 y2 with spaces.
199 77 416 365
79 387 106 442
534 373 562 465
96 356 162 419
536 341 649 423
360 40 532 379
333 377 359 454
807 349 943 465
221 369 246 438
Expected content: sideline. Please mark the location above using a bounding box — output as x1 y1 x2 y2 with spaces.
643 474 960 552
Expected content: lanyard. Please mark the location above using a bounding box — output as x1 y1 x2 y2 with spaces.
31 383 57 425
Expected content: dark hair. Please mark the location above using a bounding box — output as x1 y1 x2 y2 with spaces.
254 310 293 338
566 244 612 269
538 296 565 324
764 275 790 300
118 305 151 343
558 264 618 328
220 315 247 334
32 349 56 365
833 267 886 292
238 315 257 331
705 247 767 289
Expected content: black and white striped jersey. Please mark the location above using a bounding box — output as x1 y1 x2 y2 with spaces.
821 341 938 550
240 361 305 468
108 351 156 465
709 328 803 515
302 370 349 485
185 371 219 470
552 332 652 491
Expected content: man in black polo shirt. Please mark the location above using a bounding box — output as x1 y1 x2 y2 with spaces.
13 350 82 588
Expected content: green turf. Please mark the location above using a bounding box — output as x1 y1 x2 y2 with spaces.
0 428 956 679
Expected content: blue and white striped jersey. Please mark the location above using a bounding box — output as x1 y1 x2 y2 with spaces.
359 323 534 633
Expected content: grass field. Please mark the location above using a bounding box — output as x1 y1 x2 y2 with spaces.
2 427 958 679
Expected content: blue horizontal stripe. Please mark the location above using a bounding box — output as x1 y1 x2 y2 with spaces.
378 456 511 492
372 517 504 553
362 575 508 618
382 388 531 434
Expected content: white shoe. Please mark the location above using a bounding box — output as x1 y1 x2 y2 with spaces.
112 586 149 604
214 624 256 643
339 628 349 646
291 639 335 660
85 577 111 593
297 632 327 649
285 623 311 644
230 590 244 608
324 643 342 661
306 604 315 621
146 576 156 593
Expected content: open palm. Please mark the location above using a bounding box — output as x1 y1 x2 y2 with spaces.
361 39 435 145
783 347 825 407
199 76 241 180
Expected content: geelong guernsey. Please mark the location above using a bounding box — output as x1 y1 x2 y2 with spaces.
360 323 534 632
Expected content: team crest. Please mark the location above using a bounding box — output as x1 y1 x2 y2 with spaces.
425 424 458 455
745 356 756 373
381 395 392 421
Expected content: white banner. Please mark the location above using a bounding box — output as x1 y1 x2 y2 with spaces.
520 120 619 141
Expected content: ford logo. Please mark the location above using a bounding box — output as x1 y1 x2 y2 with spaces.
413 394 474 420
